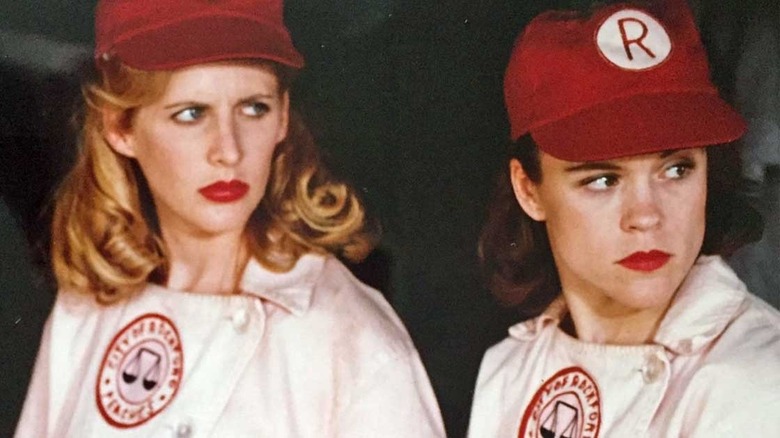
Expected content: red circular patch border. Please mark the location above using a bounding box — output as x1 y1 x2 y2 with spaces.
94 313 184 429
517 366 602 438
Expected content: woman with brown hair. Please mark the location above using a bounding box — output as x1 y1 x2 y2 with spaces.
14 1 444 436
469 0 780 436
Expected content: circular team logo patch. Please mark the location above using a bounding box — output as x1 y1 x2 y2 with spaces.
596 9 672 70
96 313 184 428
518 367 602 438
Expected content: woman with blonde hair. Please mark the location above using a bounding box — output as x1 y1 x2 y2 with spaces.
469 0 780 436
15 1 444 436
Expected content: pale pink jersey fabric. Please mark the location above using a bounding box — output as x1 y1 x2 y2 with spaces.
469 256 780 437
15 254 445 437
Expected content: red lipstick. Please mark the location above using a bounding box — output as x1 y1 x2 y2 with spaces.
198 180 249 203
616 250 671 272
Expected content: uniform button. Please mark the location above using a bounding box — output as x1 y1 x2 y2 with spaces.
641 353 666 384
231 308 249 331
174 421 192 438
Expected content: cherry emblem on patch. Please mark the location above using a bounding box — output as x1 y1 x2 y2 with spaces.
518 366 602 438
95 313 184 428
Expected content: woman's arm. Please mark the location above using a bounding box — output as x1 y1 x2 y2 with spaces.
339 353 446 437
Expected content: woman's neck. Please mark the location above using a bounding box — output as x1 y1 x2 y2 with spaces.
561 290 671 345
162 229 249 295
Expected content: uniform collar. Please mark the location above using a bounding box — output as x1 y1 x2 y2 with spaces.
508 256 749 355
508 297 566 341
238 253 326 316
653 255 748 355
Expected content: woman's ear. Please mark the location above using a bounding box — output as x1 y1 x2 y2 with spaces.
509 158 546 221
102 108 136 158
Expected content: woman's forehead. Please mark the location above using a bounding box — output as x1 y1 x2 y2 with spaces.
156 62 281 100
541 147 706 169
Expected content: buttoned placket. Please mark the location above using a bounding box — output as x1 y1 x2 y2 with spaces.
149 418 194 438
632 348 673 434
155 297 267 437
230 306 250 332
173 420 193 438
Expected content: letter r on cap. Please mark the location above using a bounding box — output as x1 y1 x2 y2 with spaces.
618 18 656 61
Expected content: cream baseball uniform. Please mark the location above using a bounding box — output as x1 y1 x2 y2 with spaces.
16 254 445 437
469 256 780 437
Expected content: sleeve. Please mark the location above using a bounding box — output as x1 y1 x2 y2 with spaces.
13 314 53 438
338 352 446 437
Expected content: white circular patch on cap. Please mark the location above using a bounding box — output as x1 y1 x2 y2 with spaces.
596 9 672 70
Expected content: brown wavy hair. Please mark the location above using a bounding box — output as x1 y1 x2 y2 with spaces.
52 60 376 303
478 134 763 317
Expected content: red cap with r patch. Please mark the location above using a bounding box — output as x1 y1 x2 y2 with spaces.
504 0 745 161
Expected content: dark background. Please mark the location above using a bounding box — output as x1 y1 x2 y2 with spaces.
1 1 776 436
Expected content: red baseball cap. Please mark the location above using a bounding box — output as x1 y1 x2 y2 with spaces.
95 0 304 71
504 0 745 161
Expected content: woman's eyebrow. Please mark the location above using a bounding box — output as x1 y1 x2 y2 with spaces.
238 93 276 104
163 100 203 110
564 150 687 173
161 93 276 110
564 161 621 173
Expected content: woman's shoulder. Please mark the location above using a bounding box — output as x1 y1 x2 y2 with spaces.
677 298 780 434
51 288 105 319
710 292 780 362
741 291 780 333
477 309 560 383
699 256 780 350
672 256 780 367
313 255 393 312
679 284 780 415
293 254 419 359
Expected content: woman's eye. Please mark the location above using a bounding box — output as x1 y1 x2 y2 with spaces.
584 175 618 191
663 161 694 179
172 107 204 123
241 102 270 117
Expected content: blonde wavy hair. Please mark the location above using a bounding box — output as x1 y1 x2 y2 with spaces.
52 60 377 303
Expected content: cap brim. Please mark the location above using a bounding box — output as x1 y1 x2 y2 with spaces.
111 15 304 71
530 92 746 162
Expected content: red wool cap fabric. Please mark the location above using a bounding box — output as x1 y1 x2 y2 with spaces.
504 0 745 161
95 0 304 71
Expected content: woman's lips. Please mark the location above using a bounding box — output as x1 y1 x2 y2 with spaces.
198 180 249 203
616 250 671 272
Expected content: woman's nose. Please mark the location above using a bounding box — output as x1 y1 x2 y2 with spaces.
620 183 662 232
207 117 242 166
